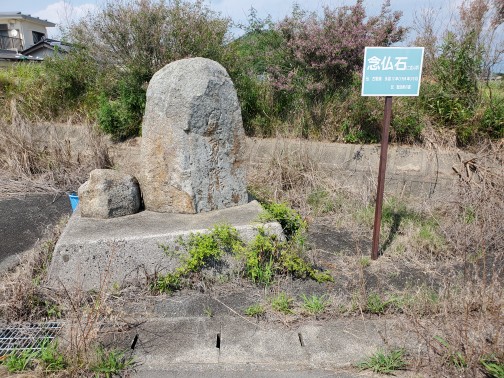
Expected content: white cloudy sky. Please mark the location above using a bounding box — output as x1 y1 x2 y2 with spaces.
9 0 465 41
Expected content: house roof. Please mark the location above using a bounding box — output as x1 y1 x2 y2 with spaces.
0 12 56 27
21 38 71 56
0 48 42 61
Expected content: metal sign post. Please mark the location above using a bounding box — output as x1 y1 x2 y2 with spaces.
371 96 392 260
361 47 424 260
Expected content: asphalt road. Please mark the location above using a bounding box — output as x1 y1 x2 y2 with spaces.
0 193 72 273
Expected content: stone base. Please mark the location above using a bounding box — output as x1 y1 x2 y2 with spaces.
46 201 283 292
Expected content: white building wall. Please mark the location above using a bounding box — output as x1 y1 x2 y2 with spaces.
0 17 49 50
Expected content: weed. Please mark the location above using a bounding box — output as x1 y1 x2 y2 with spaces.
153 224 242 293
365 292 391 315
244 303 265 317
403 287 440 315
155 221 330 292
243 228 279 285
1 339 66 373
357 348 407 374
359 257 371 267
301 294 329 315
279 244 333 283
271 292 294 314
2 348 38 372
307 189 335 215
91 347 134 378
203 306 214 318
434 335 468 369
416 221 446 255
262 202 306 240
152 272 182 294
481 356 504 378
364 292 409 314
39 339 66 372
44 300 62 319
258 202 332 283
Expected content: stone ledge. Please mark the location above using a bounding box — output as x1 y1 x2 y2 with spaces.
47 201 283 291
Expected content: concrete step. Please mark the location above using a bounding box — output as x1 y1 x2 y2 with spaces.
99 315 421 377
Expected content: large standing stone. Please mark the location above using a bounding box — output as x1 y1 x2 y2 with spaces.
140 57 248 213
78 169 141 219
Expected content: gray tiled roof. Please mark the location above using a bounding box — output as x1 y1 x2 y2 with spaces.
0 12 56 27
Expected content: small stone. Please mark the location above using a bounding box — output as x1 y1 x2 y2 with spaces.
78 169 141 219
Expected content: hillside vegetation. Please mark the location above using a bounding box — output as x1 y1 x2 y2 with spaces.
0 0 502 145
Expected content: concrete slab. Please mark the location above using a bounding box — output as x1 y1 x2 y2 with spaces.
219 317 307 366
112 316 422 378
99 317 221 370
47 200 283 291
298 318 416 369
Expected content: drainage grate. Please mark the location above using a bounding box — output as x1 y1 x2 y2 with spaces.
0 322 62 356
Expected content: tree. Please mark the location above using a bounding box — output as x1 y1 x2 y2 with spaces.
66 0 231 139
271 0 406 94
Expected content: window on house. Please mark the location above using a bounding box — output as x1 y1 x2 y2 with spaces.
32 31 45 44
0 24 8 37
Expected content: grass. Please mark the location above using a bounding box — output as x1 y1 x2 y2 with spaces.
271 292 294 314
363 292 407 315
2 348 39 372
0 120 111 193
91 347 134 378
244 303 265 317
357 348 407 374
481 357 504 378
1 339 66 373
301 294 329 315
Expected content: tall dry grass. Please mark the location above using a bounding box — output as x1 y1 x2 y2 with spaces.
407 141 503 377
0 118 112 196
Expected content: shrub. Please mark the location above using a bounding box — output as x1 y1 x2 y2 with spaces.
273 1 405 95
42 48 100 119
262 202 306 240
68 0 231 138
97 69 148 140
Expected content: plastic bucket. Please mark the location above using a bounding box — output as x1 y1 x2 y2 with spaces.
68 193 79 212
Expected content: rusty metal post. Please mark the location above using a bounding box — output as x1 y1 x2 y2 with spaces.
371 96 393 260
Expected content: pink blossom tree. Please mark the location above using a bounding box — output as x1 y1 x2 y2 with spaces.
271 0 406 94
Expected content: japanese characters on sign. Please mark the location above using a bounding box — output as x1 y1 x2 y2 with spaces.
361 47 424 96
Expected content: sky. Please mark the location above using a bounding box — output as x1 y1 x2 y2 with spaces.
9 0 504 73
8 0 465 42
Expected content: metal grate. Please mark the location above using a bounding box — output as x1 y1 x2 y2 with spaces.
0 322 62 356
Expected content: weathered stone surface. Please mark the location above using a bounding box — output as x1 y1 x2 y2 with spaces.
78 169 141 219
140 57 247 213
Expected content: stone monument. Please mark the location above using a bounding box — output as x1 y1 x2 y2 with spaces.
141 57 248 213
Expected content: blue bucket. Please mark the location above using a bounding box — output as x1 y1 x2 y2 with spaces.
68 193 79 212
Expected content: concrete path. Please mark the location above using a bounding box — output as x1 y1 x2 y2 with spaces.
100 315 421 378
0 193 71 273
